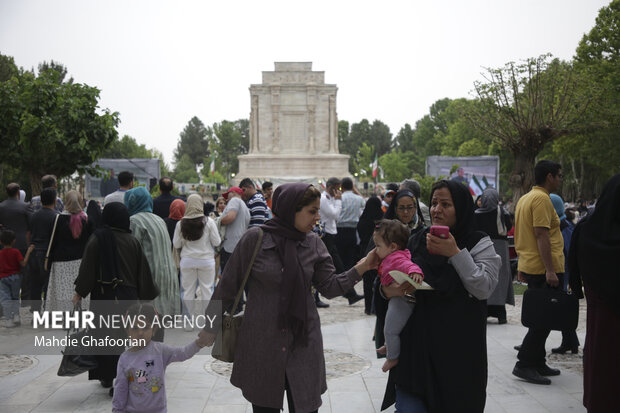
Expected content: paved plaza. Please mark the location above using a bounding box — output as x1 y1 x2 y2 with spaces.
0 285 587 413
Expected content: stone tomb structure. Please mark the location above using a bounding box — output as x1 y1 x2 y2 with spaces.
237 62 350 182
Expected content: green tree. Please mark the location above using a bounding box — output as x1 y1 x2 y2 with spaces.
469 55 595 201
174 116 210 168
209 119 249 177
0 58 119 194
395 123 415 153
102 135 172 177
351 142 375 177
173 154 199 183
379 151 415 182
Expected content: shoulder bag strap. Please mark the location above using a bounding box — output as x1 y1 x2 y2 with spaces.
227 228 263 319
45 214 60 264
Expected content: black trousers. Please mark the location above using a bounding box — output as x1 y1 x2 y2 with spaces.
252 376 318 413
321 233 344 273
322 233 358 300
516 272 565 368
335 227 359 271
28 250 50 312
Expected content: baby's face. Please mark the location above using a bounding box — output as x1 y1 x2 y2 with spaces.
373 233 397 260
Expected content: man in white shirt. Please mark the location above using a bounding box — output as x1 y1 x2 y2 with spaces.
103 171 134 207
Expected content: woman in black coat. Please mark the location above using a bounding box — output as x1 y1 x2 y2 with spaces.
380 180 500 412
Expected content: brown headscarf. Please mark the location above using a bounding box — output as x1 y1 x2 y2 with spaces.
168 199 186 221
261 183 311 347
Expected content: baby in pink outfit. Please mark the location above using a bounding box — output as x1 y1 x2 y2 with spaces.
374 219 423 372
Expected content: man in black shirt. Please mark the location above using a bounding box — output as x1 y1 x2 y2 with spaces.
28 188 58 312
153 177 180 219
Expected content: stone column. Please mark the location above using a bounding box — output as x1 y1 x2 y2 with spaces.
271 86 280 153
307 86 316 153
250 94 258 153
329 95 337 153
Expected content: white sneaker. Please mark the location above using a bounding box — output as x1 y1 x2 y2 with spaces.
0 318 16 328
12 314 21 326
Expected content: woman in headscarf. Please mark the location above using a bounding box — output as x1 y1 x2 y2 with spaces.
45 190 94 312
173 194 220 321
165 198 186 242
379 180 500 412
373 190 427 346
473 187 514 324
86 199 102 229
549 193 579 354
124 186 179 316
357 196 384 314
568 173 620 412
73 202 159 392
198 183 379 413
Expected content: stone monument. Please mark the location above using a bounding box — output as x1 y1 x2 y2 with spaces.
237 62 350 183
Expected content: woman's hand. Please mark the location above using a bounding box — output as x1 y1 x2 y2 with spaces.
426 231 460 257
72 292 82 305
197 329 217 348
354 248 380 274
382 281 415 298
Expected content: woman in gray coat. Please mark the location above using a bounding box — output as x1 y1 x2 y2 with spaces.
199 183 379 412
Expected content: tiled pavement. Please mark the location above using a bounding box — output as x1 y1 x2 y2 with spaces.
0 286 587 413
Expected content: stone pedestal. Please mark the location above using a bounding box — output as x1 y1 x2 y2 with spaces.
238 62 349 183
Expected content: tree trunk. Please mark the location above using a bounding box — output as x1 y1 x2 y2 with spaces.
509 149 537 206
30 172 42 197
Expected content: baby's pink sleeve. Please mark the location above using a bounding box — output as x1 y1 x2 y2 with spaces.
394 253 424 279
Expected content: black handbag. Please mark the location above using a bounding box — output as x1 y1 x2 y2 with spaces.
212 229 263 363
57 305 98 376
521 287 579 331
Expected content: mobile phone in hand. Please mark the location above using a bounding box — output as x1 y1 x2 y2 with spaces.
429 225 450 255
430 225 450 239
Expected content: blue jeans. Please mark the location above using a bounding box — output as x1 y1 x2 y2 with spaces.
395 386 428 413
0 274 21 319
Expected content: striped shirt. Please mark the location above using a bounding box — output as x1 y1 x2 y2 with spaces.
246 192 269 227
337 191 365 228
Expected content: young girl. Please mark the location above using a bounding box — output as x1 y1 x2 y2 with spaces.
374 219 424 372
112 303 205 412
0 230 34 327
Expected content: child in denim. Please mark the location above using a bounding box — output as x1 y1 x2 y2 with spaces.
0 230 34 327
374 220 423 372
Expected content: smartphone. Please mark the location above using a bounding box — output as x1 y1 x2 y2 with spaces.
430 225 450 239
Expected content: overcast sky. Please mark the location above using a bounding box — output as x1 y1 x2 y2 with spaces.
0 0 610 167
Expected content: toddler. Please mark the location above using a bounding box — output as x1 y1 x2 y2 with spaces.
0 230 34 327
112 303 205 412
374 219 424 372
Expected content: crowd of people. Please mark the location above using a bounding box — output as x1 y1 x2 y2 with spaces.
0 166 617 412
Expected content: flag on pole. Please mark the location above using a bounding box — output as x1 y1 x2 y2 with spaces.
209 155 215 176
371 154 378 178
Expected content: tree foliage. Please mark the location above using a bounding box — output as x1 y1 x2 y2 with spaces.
0 56 119 194
102 134 172 177
468 54 596 201
174 116 210 167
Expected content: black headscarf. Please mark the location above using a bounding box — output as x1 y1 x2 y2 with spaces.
357 196 384 246
95 202 131 285
260 183 311 346
385 190 416 222
569 173 620 315
412 179 485 293
86 200 102 228
432 180 478 249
